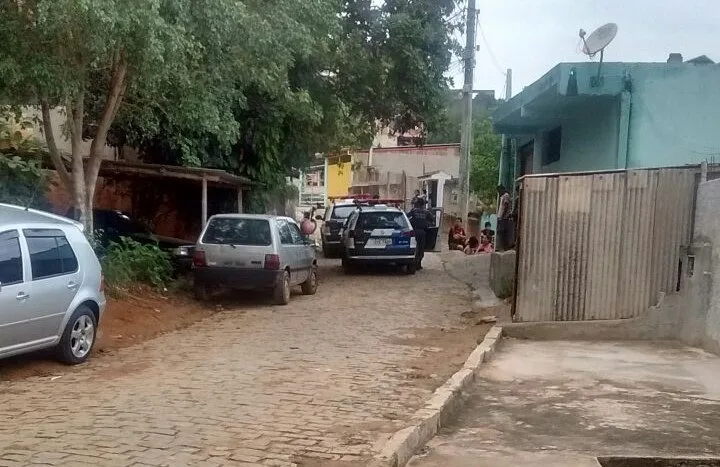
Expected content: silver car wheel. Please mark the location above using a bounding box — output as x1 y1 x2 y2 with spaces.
70 315 95 359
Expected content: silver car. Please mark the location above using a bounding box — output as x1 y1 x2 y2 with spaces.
192 214 318 305
0 203 106 364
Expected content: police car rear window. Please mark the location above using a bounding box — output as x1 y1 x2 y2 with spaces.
358 212 409 230
330 206 355 219
202 218 272 246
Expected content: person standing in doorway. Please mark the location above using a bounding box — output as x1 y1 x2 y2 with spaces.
408 200 434 270
496 185 512 251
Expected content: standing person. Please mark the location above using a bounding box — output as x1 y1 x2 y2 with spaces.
408 200 434 270
411 189 421 208
496 185 512 251
421 189 429 207
300 208 317 236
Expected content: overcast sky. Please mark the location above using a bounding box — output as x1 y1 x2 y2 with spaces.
458 0 720 98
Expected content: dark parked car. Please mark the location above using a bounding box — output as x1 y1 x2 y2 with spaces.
66 208 194 270
320 200 357 257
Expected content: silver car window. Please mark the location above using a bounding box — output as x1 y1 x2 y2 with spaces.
25 234 79 280
0 230 23 286
286 222 304 245
277 220 294 245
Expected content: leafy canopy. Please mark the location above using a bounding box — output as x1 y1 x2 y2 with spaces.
0 0 463 214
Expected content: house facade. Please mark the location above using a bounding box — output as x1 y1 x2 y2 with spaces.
493 55 720 188
326 143 462 210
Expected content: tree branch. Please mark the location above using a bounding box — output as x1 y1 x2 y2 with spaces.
85 52 128 210
40 100 71 190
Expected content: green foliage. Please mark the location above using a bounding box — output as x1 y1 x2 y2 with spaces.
102 237 172 289
246 183 299 215
112 0 463 188
0 108 49 208
470 117 502 208
424 93 502 209
0 154 48 207
0 0 462 201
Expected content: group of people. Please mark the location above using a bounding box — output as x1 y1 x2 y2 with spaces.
448 218 495 255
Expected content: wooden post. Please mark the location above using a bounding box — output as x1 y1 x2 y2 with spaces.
237 188 243 213
201 177 208 228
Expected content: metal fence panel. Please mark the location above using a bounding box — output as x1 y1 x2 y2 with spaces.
515 167 696 322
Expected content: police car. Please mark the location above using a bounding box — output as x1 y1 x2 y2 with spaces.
320 197 360 258
340 202 417 274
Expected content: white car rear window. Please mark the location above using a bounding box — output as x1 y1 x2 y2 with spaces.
202 218 272 246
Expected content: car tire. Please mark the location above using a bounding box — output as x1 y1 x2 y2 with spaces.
273 270 291 305
56 305 98 365
194 282 210 302
405 263 417 275
322 245 332 258
301 266 318 295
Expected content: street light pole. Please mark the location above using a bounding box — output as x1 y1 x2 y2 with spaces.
458 0 477 230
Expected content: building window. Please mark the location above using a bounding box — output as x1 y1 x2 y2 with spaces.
542 127 562 165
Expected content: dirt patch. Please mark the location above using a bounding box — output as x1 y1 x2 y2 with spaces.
390 302 510 391
0 286 214 381
392 324 491 390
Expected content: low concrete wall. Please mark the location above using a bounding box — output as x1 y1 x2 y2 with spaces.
489 250 516 299
505 178 720 356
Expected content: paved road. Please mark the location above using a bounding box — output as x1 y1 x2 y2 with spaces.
0 254 470 466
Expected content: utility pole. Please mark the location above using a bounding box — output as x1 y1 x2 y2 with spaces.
498 69 512 189
458 0 477 230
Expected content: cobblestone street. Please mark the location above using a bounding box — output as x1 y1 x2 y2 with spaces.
0 254 478 466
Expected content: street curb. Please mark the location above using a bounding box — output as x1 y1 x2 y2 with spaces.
370 325 504 467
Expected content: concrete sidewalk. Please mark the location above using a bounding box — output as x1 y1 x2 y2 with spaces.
409 340 720 467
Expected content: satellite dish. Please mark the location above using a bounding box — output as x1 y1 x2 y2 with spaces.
578 23 618 87
580 23 618 56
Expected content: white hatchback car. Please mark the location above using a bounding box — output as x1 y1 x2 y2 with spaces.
0 204 106 364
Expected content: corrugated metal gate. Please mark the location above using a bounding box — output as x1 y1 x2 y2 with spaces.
514 168 696 322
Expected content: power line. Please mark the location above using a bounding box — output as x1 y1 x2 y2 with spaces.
477 14 507 78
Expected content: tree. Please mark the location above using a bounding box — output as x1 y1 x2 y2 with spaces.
469 116 502 208
110 0 463 209
1 0 463 222
0 107 48 208
0 0 281 230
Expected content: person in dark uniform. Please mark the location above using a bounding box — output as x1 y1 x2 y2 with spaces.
407 200 435 270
